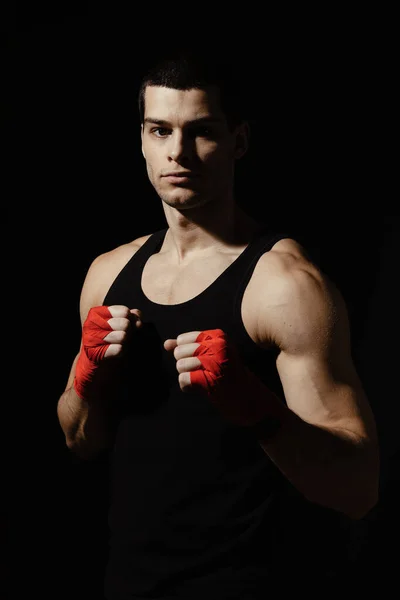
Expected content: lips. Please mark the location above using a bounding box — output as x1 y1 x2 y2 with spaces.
162 172 199 185
163 172 197 177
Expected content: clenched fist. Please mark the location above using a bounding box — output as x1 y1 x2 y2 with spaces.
164 328 279 427
74 305 143 400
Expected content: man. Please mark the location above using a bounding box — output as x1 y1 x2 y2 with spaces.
57 51 379 599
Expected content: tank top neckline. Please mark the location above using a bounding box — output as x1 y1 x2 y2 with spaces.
139 227 269 309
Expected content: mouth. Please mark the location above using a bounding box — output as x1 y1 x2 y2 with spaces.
162 172 199 185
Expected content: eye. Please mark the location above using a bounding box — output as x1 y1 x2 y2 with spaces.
151 127 170 137
193 126 213 138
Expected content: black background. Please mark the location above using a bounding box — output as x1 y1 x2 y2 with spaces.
5 8 399 600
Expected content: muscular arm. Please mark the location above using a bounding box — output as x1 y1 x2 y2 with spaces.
57 238 147 460
253 240 380 519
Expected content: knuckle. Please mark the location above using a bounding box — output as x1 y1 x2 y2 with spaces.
109 305 130 318
105 344 115 358
104 330 128 345
109 317 128 331
107 318 116 330
118 330 129 345
117 317 128 330
110 343 123 357
179 373 190 390
103 331 113 343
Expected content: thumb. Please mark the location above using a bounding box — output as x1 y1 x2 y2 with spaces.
164 338 177 352
130 308 143 328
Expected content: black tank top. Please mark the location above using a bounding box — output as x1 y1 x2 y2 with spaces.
101 227 347 599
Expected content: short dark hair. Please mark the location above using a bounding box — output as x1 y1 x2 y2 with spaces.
138 50 247 130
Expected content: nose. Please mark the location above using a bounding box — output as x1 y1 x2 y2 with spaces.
168 131 191 162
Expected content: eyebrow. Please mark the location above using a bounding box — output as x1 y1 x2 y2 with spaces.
143 116 224 127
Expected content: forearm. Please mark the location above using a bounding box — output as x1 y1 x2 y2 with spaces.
57 387 114 460
254 406 379 519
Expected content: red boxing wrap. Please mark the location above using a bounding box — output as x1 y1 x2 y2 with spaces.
191 329 278 427
74 306 113 401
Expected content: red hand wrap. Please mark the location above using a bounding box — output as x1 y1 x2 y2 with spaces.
74 306 113 400
191 329 278 426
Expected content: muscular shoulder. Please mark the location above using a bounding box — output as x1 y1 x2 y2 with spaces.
257 237 324 292
90 233 151 275
79 233 152 318
250 237 346 353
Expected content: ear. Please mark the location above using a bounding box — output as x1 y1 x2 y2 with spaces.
141 124 146 159
233 121 250 159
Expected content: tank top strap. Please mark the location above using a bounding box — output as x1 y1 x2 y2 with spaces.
232 228 291 297
132 227 168 268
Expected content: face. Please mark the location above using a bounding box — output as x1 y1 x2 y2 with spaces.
141 85 247 210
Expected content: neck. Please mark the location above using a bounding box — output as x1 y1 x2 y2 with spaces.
162 203 264 262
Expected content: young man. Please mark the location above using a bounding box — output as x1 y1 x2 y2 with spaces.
57 52 379 599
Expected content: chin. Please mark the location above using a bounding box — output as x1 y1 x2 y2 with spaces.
161 190 207 209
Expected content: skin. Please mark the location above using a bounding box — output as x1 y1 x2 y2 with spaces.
57 85 379 519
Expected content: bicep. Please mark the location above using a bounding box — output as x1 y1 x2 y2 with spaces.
265 262 377 440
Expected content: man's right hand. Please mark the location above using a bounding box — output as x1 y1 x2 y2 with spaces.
86 305 143 361
74 305 143 400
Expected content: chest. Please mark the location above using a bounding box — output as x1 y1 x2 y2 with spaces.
140 252 262 344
